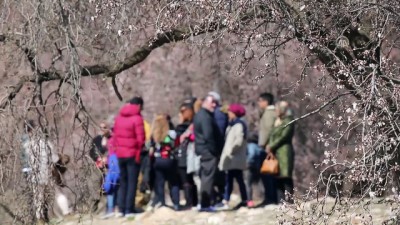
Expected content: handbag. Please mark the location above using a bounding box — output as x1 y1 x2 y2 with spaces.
260 154 279 175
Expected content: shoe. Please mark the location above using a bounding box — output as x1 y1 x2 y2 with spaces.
199 206 217 212
247 200 255 208
124 213 136 219
173 204 180 211
100 212 115 220
215 201 229 210
115 212 124 218
145 205 154 212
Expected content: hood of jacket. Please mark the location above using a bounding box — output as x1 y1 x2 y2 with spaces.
119 104 141 117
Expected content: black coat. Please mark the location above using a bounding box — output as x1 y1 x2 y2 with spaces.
89 135 107 161
194 108 222 160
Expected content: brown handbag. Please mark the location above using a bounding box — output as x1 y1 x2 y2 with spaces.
260 154 279 175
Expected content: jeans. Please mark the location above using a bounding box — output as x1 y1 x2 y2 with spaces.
106 193 116 213
118 157 140 215
224 170 248 202
200 157 217 208
247 143 263 168
246 167 261 201
152 158 180 207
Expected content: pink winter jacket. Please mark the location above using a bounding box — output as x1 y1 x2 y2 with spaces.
113 104 145 163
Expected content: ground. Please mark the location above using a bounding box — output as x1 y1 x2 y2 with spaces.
56 197 397 225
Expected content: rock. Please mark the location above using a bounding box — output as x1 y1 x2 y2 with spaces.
230 194 240 203
148 206 177 222
207 213 227 224
264 204 279 211
247 208 264 216
237 207 249 214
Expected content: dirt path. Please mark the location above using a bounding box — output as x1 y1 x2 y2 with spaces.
59 206 279 225
57 198 396 225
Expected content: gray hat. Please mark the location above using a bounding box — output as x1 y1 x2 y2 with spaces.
208 91 221 103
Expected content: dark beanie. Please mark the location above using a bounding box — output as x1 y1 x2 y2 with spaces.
129 97 144 106
183 97 197 106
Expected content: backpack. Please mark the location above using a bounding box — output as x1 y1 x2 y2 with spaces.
153 131 176 160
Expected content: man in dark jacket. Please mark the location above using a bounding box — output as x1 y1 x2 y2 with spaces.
207 91 228 203
194 94 221 211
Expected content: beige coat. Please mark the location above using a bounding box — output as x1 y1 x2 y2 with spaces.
218 123 247 171
258 105 276 147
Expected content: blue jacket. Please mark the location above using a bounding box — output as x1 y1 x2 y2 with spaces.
214 106 228 137
103 154 120 194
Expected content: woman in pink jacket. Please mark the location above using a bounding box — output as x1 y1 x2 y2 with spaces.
112 97 145 218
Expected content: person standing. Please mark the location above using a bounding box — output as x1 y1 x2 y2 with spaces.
217 104 249 210
258 92 278 205
149 114 180 210
266 101 295 204
89 122 111 169
113 97 145 218
245 132 263 208
175 102 199 209
207 91 228 203
101 135 120 219
194 94 221 212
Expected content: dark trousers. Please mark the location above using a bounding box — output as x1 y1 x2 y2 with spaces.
259 152 277 204
200 157 217 208
140 152 153 192
224 170 248 202
152 158 180 207
178 168 198 207
214 169 225 203
261 174 278 204
277 178 294 203
245 167 261 201
118 157 140 214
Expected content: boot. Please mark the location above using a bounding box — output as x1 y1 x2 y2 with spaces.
192 184 198 206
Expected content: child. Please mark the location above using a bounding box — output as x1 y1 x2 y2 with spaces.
245 132 263 207
101 136 120 219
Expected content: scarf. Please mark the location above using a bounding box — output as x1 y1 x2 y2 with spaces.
229 118 248 138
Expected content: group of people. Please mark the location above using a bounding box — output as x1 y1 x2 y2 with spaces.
90 91 295 219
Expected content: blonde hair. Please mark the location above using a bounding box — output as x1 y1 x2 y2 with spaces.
194 98 203 113
151 114 169 143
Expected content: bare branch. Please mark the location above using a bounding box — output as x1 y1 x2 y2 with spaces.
286 92 353 127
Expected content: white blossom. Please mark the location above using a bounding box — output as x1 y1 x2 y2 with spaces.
369 191 376 198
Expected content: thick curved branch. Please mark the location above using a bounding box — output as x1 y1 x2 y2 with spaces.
0 28 210 107
0 10 259 107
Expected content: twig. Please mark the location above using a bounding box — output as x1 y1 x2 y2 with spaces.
111 76 123 101
286 92 353 126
